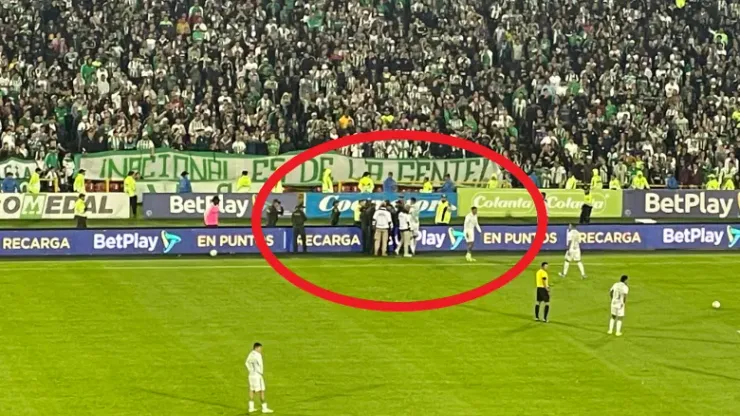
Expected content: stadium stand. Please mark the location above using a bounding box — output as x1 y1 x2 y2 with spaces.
0 0 738 189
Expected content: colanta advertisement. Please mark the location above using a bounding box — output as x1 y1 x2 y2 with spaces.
0 193 130 220
2 224 739 256
141 193 300 219
457 189 623 218
304 192 457 219
623 190 740 219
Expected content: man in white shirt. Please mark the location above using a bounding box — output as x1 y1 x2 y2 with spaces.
372 203 393 256
560 224 587 279
397 208 413 257
464 207 482 262
608 276 630 336
246 343 274 413
407 197 421 254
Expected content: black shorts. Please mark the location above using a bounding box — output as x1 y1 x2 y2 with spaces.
536 287 550 303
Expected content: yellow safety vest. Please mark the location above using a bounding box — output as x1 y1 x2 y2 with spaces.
123 176 137 197
322 171 333 193
590 175 602 190
487 178 498 189
28 172 40 194
353 204 361 222
565 177 577 189
584 194 593 207
358 177 374 193
435 201 452 224
421 181 433 193
609 178 621 190
74 199 87 217
272 180 284 193
73 173 85 193
722 179 736 190
706 179 720 190
237 175 252 191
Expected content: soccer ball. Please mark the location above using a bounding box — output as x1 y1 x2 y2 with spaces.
712 301 721 309
209 249 218 257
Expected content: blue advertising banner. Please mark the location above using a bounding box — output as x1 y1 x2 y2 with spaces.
1 224 739 257
304 192 457 219
623 190 740 219
141 193 300 219
410 224 740 252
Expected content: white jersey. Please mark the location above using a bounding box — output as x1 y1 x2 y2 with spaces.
408 203 420 225
464 213 482 242
610 282 629 308
567 229 581 251
398 212 411 230
246 350 264 376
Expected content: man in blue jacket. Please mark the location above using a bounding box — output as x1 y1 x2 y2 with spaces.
383 172 397 193
1 172 19 193
439 174 456 193
178 171 192 193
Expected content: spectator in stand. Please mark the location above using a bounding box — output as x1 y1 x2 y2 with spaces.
179 171 192 193
383 172 397 193
439 174 456 193
1 172 19 193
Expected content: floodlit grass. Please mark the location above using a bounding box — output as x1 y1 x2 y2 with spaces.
0 253 739 415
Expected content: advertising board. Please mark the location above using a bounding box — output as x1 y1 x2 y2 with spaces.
623 190 740 219
2 224 738 256
303 192 456 219
141 193 300 219
0 193 130 219
457 189 622 218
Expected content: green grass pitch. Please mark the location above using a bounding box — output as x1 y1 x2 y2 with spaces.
1 253 739 416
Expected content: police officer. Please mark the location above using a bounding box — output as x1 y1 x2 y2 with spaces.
266 199 284 227
580 187 593 224
330 200 341 226
291 204 308 253
74 193 87 228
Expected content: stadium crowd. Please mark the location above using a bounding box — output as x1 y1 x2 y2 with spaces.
0 0 739 189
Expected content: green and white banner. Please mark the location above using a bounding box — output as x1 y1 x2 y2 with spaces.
134 181 266 200
0 158 39 179
78 150 499 184
458 189 623 218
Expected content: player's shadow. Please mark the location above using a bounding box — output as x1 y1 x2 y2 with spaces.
458 304 541 336
298 383 387 404
628 334 740 346
135 387 243 412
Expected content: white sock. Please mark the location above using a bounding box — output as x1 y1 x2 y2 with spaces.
562 262 570 275
608 318 615 332
411 235 417 252
577 262 586 276
616 320 623 333
249 401 255 410
262 402 268 410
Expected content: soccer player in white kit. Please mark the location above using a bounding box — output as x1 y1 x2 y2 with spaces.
559 224 587 279
464 207 482 262
246 342 273 413
408 197 421 255
608 275 630 336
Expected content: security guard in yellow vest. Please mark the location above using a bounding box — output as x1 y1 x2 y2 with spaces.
486 174 498 189
358 172 375 193
609 177 621 190
73 169 86 193
590 169 603 190
722 176 736 190
237 171 252 192
435 195 455 225
124 171 138 217
28 168 42 194
565 175 578 189
74 193 87 228
353 200 365 226
322 168 333 193
579 188 593 225
705 174 720 190
421 177 433 193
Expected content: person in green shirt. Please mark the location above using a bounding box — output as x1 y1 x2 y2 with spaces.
486 174 498 189
266 135 280 156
